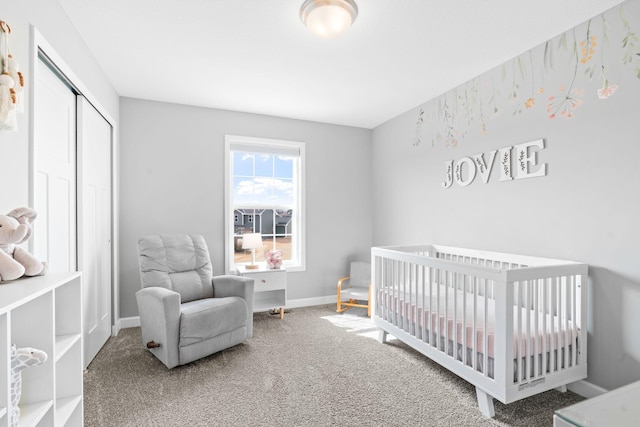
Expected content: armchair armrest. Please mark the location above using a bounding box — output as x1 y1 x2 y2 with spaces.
338 275 350 289
337 275 350 311
135 287 181 368
212 275 255 337
212 275 254 303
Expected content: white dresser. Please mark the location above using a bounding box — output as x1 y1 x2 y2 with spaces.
236 266 287 319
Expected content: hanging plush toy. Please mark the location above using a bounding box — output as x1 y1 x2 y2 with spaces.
7 53 23 112
0 21 20 130
10 345 48 427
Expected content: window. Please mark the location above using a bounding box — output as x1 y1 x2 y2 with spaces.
225 135 305 272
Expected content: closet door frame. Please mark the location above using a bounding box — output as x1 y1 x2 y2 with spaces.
28 26 121 336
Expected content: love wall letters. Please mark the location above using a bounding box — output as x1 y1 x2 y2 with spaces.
442 139 547 188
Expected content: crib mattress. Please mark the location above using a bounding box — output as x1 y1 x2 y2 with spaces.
378 287 576 359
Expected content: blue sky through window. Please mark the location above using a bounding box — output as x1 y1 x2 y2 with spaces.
233 152 294 207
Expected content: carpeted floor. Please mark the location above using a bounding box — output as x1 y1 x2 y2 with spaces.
84 304 584 426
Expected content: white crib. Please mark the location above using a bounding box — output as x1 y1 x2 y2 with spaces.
371 245 587 417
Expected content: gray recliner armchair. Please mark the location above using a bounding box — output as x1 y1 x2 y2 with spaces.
136 234 254 368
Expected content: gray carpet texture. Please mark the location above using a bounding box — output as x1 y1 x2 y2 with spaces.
84 304 584 426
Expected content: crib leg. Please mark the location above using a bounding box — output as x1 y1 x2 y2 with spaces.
555 384 567 393
378 329 388 344
475 387 495 418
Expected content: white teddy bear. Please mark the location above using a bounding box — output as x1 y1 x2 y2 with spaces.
0 207 47 282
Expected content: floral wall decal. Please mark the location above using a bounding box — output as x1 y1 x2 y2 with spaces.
621 5 640 78
412 108 424 147
412 1 639 148
598 66 619 98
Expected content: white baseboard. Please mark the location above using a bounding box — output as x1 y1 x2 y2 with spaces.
567 380 608 398
113 295 337 332
117 316 141 330
285 295 336 309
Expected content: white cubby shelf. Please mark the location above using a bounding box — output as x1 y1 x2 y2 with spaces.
0 272 83 427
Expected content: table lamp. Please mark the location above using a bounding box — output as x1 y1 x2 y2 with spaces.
242 233 262 269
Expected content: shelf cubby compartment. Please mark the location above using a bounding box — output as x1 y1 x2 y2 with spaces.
18 401 53 427
54 276 81 346
254 290 286 312
11 288 54 425
54 274 83 426
55 396 82 426
55 338 82 426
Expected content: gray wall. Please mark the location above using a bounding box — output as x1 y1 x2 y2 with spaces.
1 0 119 213
119 98 372 318
371 0 640 392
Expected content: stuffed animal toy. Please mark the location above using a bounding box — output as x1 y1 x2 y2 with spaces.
0 207 47 282
10 345 48 427
0 21 19 130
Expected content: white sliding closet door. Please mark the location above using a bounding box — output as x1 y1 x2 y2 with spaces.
33 57 77 272
34 52 114 369
78 96 112 369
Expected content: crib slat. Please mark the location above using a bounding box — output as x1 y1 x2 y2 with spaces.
472 276 477 372
542 278 548 375
407 261 412 332
385 257 390 320
432 267 437 348
550 277 556 372
400 260 404 330
571 275 577 367
396 259 400 327
524 280 533 378
444 269 449 355
556 276 562 372
420 264 425 342
462 273 467 367
408 261 412 333
532 280 542 377
563 276 570 371
437 267 442 350
415 263 420 337
514 282 521 382
484 278 489 377
412 263 415 335
577 274 584 367
453 271 459 362
386 257 390 320
381 257 385 320
433 267 438 348
398 260 403 328
393 259 398 326
406 263 416 335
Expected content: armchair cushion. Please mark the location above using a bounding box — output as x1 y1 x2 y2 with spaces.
138 234 213 303
179 297 248 347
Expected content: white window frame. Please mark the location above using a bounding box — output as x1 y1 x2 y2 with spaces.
224 135 306 273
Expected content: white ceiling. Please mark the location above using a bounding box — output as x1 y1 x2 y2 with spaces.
58 0 625 129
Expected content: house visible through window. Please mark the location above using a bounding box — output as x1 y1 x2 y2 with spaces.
225 135 305 272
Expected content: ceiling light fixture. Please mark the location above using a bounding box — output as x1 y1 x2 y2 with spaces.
300 0 358 39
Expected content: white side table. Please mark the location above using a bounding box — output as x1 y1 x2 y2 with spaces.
236 266 287 319
554 380 640 426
